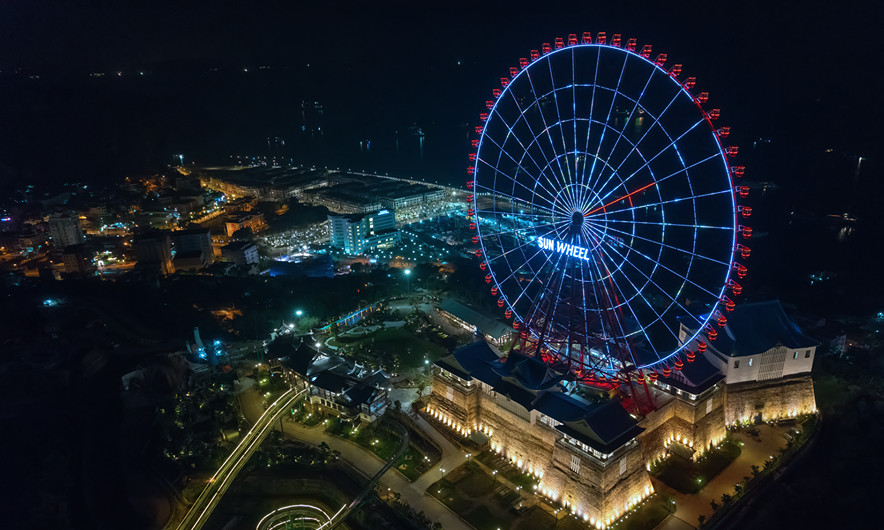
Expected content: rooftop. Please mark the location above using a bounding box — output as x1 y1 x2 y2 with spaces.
438 298 512 340
698 300 819 357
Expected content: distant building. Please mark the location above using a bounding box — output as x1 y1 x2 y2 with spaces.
221 241 260 265
172 228 214 269
327 210 399 255
437 298 512 346
62 244 93 275
270 336 389 424
225 212 266 237
47 212 86 248
134 233 174 274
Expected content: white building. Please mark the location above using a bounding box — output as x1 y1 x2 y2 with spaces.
48 212 86 248
328 209 399 255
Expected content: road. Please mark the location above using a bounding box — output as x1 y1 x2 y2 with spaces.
238 387 472 530
176 386 306 530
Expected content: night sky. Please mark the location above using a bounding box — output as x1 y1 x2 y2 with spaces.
1 0 882 304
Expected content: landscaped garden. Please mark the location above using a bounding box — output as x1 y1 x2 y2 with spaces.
429 462 521 530
650 436 742 493
323 417 435 481
609 493 675 530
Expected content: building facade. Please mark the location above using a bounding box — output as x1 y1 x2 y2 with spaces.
327 210 399 255
48 212 86 248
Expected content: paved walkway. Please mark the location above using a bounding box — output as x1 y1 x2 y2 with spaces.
653 424 793 529
239 385 472 529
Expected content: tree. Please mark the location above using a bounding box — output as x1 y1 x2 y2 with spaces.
710 500 719 512
394 400 402 413
750 464 760 477
720 493 732 504
698 514 707 527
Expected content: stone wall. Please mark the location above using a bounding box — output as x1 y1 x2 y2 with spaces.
723 373 816 424
638 387 727 462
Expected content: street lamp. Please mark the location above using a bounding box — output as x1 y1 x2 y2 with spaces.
404 268 412 294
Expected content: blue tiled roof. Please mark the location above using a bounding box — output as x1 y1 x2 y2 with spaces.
698 300 819 357
438 298 513 340
658 352 724 394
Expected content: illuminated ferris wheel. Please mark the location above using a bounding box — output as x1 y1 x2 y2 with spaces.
467 33 750 387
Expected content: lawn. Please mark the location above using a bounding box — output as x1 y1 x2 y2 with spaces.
325 419 431 481
330 326 447 369
651 437 742 493
610 494 674 530
429 463 518 529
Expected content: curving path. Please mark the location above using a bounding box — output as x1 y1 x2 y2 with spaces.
176 387 306 530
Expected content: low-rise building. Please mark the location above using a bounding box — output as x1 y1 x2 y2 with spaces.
271 337 389 424
327 210 399 255
221 241 260 265
437 298 512 346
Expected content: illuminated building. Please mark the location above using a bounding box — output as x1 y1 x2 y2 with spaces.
327 210 399 255
62 244 94 275
271 337 389 424
437 299 512 346
679 300 818 424
47 212 86 248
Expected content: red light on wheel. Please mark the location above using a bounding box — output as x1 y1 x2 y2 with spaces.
735 185 749 198
492 88 501 98
499 299 507 310
612 34 622 47
674 358 684 370
468 153 477 161
468 222 476 230
740 225 752 239
479 113 488 122
567 34 578 46
707 328 718 341
467 208 475 216
687 351 696 363
626 37 637 51
662 366 671 377
698 341 707 353
685 76 697 89
490 286 498 296
485 100 494 110
670 64 682 77
512 320 520 330
718 314 727 327
500 77 509 87
717 126 730 138
509 67 519 78
554 37 564 49
581 32 592 44
472 235 479 244
471 139 479 148
479 261 487 270
505 309 512 319
467 167 475 175
731 165 745 177
596 32 607 45
640 44 652 58
484 273 492 283
708 108 720 120
698 92 709 104
475 249 483 257
474 126 483 135
519 57 528 69
542 42 552 54
530 49 540 61
649 371 658 382
727 146 740 157
655 53 667 66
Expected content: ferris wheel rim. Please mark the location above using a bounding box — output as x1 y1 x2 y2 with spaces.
470 38 742 374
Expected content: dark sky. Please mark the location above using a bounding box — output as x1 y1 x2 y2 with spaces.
0 0 881 189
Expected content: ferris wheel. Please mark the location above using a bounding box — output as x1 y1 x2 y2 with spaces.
467 33 750 385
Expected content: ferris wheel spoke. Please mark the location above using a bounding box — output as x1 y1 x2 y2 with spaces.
583 233 665 364
583 51 631 209
545 55 579 204
588 228 701 347
591 217 732 232
476 147 558 207
589 222 721 301
578 46 602 208
584 183 730 221
472 181 558 216
478 219 563 240
486 221 570 265
521 63 580 211
586 219 730 268
598 81 694 197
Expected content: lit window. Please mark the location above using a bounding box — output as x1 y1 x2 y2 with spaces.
793 352 799 360
748 358 753 367
734 360 740 369
619 458 627 476
570 455 580 474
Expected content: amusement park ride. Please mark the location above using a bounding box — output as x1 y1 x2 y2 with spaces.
467 32 749 416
